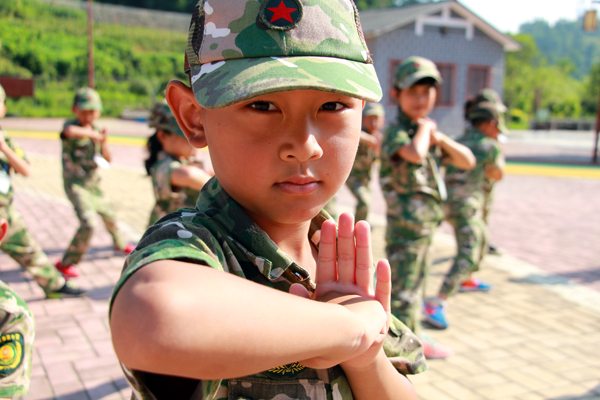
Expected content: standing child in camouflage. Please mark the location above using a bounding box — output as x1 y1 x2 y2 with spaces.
425 101 506 330
380 56 475 359
0 84 85 298
145 101 212 226
345 102 385 222
55 88 134 278
0 218 35 398
110 1 426 399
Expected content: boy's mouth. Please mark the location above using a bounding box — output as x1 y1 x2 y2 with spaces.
275 176 320 194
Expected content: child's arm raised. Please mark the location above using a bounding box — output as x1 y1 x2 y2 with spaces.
396 118 434 163
0 131 30 177
431 130 476 170
62 124 103 141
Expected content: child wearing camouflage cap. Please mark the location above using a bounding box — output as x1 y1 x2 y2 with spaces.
379 56 475 359
0 84 85 298
429 101 506 329
55 88 134 278
145 101 213 226
345 102 385 222
110 1 426 399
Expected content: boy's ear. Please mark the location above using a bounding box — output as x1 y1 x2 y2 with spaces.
0 219 8 243
166 80 207 149
389 88 399 101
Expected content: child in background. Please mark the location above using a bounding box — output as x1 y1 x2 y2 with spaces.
379 56 475 359
55 88 134 279
0 84 85 298
145 101 212 226
110 1 426 399
345 102 385 222
426 101 506 329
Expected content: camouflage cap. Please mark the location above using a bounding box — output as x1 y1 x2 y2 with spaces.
185 0 382 109
0 84 5 102
73 87 103 111
393 56 442 90
149 101 186 138
468 101 508 134
362 102 385 118
474 88 507 113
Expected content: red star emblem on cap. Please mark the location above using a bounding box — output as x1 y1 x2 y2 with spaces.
268 1 297 23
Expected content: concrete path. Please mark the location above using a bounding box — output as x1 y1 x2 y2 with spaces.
1 120 599 399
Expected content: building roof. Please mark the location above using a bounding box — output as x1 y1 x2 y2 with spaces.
359 0 520 51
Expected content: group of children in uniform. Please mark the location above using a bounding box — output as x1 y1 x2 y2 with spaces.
0 0 509 397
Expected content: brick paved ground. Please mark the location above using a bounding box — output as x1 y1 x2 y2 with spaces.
1 121 599 399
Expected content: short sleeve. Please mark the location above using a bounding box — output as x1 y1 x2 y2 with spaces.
384 315 428 375
381 127 411 161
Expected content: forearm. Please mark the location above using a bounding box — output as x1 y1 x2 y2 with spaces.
171 165 212 191
99 142 112 162
396 127 430 163
343 351 417 400
438 135 475 170
0 143 30 176
111 261 367 380
63 125 102 140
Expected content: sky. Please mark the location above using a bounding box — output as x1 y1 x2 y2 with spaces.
457 0 585 34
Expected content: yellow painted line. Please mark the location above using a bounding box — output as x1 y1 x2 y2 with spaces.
505 163 600 179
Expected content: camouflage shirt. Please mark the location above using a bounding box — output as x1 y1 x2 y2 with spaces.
379 111 447 201
0 135 27 207
149 151 201 225
110 178 427 400
445 127 503 206
60 119 102 186
347 128 378 183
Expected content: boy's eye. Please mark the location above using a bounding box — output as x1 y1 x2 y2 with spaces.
249 101 276 111
320 102 346 111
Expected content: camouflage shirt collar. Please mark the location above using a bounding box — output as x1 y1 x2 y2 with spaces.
396 110 418 135
465 126 486 139
197 178 329 287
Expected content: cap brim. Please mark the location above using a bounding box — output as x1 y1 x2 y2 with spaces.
190 56 382 110
497 115 509 135
76 104 103 111
399 70 442 90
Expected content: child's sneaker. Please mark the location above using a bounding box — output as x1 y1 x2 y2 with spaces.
55 260 80 278
420 333 452 359
459 277 492 292
423 299 449 329
488 243 502 255
45 281 87 299
115 243 136 254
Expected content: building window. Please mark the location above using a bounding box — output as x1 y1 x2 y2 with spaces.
467 65 491 98
435 63 455 107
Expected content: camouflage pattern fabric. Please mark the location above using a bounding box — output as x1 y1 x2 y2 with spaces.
344 127 378 222
482 179 495 224
0 136 65 293
440 127 504 296
148 101 185 138
148 151 201 226
392 56 442 90
110 178 427 400
0 280 34 398
185 0 382 109
379 111 447 334
61 119 125 265
73 87 103 111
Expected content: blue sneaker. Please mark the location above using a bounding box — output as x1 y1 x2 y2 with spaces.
423 300 449 330
459 278 492 293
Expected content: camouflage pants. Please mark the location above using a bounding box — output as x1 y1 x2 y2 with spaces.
0 280 34 398
384 192 444 334
482 186 494 224
440 199 488 297
345 175 371 222
62 182 125 266
0 205 65 293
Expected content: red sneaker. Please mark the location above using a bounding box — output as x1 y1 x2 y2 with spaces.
115 243 136 255
54 260 80 278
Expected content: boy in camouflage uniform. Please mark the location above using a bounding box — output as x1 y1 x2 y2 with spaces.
145 101 212 226
345 102 384 222
0 85 85 298
425 101 506 330
380 57 475 359
0 218 35 398
55 88 134 278
110 1 427 399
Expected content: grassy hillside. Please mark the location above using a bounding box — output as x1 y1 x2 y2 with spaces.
0 0 187 117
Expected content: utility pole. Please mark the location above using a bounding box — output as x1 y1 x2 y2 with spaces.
88 0 95 89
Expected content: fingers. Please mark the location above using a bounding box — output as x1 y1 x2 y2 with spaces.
374 260 392 316
336 213 355 286
354 220 373 295
316 219 337 286
289 283 312 299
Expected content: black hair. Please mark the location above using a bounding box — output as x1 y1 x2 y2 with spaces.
394 77 439 92
464 98 475 120
145 130 169 176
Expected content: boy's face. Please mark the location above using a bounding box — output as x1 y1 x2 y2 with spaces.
72 107 101 127
172 87 363 227
362 115 385 133
395 84 437 121
480 120 501 140
0 100 6 119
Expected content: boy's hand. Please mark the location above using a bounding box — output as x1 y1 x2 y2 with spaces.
99 128 108 143
292 213 391 369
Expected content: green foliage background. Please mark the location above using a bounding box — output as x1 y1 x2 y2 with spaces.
0 0 187 117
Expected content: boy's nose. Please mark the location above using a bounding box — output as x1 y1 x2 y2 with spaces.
279 124 323 163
